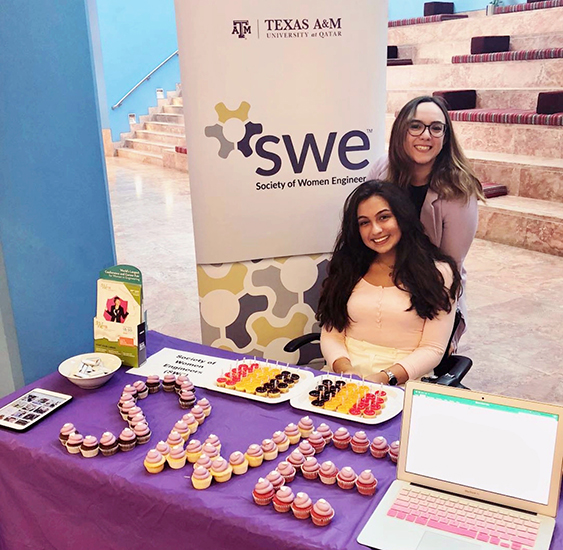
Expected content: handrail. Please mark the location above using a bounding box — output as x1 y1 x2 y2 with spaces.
111 50 179 110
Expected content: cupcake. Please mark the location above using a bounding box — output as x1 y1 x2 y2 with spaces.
284 423 301 445
245 444 264 467
287 449 305 471
175 374 189 394
297 416 314 438
229 451 249 475
298 440 315 458
129 413 146 429
146 374 161 393
370 436 389 459
336 466 357 490
266 469 285 490
202 442 219 460
155 440 170 460
252 478 275 505
182 412 199 434
162 373 176 392
173 420 190 442
166 430 184 449
191 405 206 425
134 422 151 445
117 394 134 418
192 465 212 489
66 432 84 454
144 449 166 474
59 423 76 446
308 431 326 454
186 439 203 463
311 499 335 527
99 431 119 456
389 440 400 463
356 469 378 496
351 430 370 454
262 439 278 461
316 423 333 444
319 461 338 485
80 435 99 458
120 400 137 421
273 486 295 513
196 453 213 470
126 406 143 425
210 457 233 483
122 384 138 400
197 398 212 417
180 378 195 393
301 456 320 480
118 428 137 452
179 389 196 409
272 431 290 452
333 427 352 450
291 492 313 519
133 380 149 399
276 461 296 483
205 434 221 453
167 445 187 469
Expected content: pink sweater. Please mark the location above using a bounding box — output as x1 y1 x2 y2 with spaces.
320 263 456 380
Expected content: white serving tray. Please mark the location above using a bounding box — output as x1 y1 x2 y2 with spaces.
290 374 404 424
204 364 314 404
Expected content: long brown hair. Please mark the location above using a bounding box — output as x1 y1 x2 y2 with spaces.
387 96 484 202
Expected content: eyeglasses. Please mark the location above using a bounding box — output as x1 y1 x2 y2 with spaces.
407 119 447 138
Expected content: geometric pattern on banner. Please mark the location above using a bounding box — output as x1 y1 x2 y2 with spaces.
197 254 330 364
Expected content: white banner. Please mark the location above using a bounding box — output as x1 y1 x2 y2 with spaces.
175 0 387 264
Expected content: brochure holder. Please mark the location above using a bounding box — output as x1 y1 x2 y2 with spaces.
93 265 146 367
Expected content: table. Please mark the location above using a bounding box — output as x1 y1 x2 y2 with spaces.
0 331 560 550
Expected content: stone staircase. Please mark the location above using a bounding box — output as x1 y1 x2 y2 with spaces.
115 89 188 172
387 5 563 256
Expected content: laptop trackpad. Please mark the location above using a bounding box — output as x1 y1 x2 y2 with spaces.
416 532 483 550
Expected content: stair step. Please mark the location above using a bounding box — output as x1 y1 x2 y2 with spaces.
115 147 163 166
151 113 184 124
123 138 175 154
162 104 184 114
135 130 186 146
477 195 563 256
143 121 185 135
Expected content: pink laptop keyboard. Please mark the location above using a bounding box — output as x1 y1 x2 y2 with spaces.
387 487 540 549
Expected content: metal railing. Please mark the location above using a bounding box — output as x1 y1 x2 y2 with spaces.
111 50 179 110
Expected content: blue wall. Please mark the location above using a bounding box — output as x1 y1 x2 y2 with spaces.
0 0 116 384
96 0 180 141
389 0 523 20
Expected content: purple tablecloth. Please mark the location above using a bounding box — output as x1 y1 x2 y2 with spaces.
0 331 561 550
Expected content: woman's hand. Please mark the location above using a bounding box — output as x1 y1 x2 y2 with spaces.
365 371 390 385
366 364 409 385
332 357 353 374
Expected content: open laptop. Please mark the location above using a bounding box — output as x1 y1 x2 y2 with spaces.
358 381 563 550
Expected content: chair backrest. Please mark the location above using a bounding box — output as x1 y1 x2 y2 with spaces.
433 309 463 377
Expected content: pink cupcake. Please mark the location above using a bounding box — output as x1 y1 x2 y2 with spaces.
276 461 296 483
287 449 305 471
202 442 219 460
273 486 295 513
179 390 196 409
272 430 290 452
99 431 118 456
175 374 189 393
133 380 149 399
166 430 184 449
316 423 333 444
308 431 326 454
319 460 338 485
146 374 161 393
370 436 389 458
245 444 264 467
126 406 143 424
66 432 83 454
122 384 138 400
252 478 275 506
120 400 136 421
191 405 206 425
301 456 320 480
333 427 352 450
262 438 279 461
59 422 76 446
284 423 301 445
298 440 315 458
291 491 313 519
134 422 151 445
185 439 203 463
197 398 212 417
389 440 400 463
180 377 195 393
336 466 357 490
297 416 315 438
311 498 335 526
80 435 99 458
182 412 198 434
156 440 170 459
129 413 146 429
118 428 137 452
205 434 221 452
356 469 378 496
196 453 213 470
266 469 285 490
351 430 370 454
229 451 249 475
162 373 176 392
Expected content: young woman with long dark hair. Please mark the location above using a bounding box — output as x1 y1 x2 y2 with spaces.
368 96 484 343
317 180 461 385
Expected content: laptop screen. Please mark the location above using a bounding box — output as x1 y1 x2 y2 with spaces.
405 388 559 505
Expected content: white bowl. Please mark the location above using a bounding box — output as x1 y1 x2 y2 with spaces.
58 352 122 389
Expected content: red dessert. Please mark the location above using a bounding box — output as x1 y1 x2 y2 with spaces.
252 478 275 506
311 498 335 527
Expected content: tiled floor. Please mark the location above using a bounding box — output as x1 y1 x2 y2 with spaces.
106 157 563 405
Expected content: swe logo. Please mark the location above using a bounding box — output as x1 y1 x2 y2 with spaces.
205 101 370 177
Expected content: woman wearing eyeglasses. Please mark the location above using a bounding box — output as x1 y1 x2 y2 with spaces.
367 96 484 345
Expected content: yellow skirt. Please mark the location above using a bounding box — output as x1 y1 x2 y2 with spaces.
339 337 412 378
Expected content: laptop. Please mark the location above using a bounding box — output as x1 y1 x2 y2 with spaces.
358 381 563 550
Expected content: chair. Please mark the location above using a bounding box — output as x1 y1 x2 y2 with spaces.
284 310 472 388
